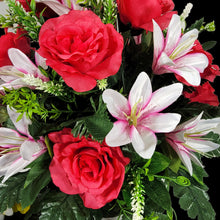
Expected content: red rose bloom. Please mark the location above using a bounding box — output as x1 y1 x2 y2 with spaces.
48 128 130 209
38 10 124 92
117 0 176 31
0 29 31 67
184 82 219 106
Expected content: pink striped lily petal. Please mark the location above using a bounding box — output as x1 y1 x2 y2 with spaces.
140 113 181 133
144 83 183 114
102 89 129 120
7 106 31 137
8 48 48 82
128 72 152 110
105 121 131 147
131 126 157 159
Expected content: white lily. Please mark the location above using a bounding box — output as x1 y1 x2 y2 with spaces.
0 106 47 183
103 72 183 159
0 48 49 91
152 14 208 86
166 112 220 175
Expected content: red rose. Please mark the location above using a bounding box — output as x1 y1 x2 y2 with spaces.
48 128 130 209
0 29 31 67
184 81 219 106
38 10 124 92
117 0 176 31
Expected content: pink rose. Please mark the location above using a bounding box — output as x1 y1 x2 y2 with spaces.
117 0 176 32
48 128 130 209
38 10 124 92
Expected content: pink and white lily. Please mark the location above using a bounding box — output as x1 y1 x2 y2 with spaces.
0 48 49 91
152 14 209 86
0 106 47 183
102 72 183 159
35 0 83 16
166 112 220 175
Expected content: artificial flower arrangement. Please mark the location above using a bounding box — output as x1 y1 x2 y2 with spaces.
0 0 220 219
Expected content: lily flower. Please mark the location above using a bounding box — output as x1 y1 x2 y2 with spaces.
166 112 220 175
102 72 183 159
0 48 49 91
35 0 83 16
152 14 209 86
0 106 47 183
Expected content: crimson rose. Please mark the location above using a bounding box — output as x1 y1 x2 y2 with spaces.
0 29 31 67
117 0 176 32
38 10 124 92
48 128 130 209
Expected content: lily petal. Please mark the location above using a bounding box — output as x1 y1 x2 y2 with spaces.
192 117 220 135
164 14 181 55
105 121 131 147
1 157 32 183
8 48 48 81
35 0 70 15
7 106 31 136
0 66 24 82
170 29 199 60
185 139 219 153
175 112 203 132
167 139 193 175
131 126 157 159
145 83 183 114
128 72 152 109
0 127 25 147
153 20 165 68
174 53 209 73
102 89 129 120
141 113 181 133
20 140 42 161
0 154 20 174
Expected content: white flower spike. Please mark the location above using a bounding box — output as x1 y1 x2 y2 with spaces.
103 72 183 159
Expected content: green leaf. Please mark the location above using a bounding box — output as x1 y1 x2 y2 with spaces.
202 41 217 51
0 173 27 212
85 115 113 142
20 153 51 208
144 179 172 212
39 192 91 220
148 152 170 175
172 184 215 220
24 153 51 188
187 18 204 31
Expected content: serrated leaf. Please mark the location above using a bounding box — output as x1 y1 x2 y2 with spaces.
148 152 170 175
24 153 51 188
85 115 113 142
173 184 215 220
0 173 27 212
145 179 172 211
187 18 204 31
20 154 51 208
39 192 90 220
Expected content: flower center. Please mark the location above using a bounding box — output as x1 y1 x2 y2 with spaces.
124 99 143 127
